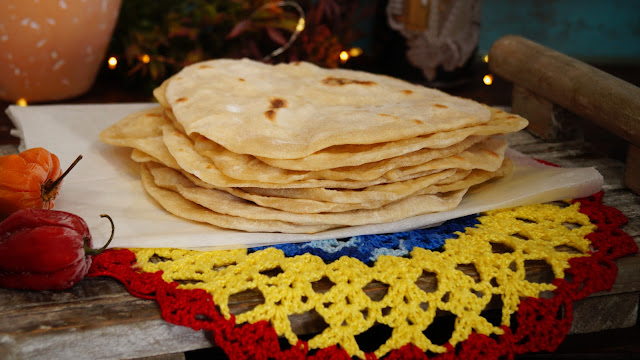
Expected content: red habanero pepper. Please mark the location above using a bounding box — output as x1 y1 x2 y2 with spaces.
0 148 82 219
0 208 114 291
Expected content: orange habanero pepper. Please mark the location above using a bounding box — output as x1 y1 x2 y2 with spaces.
0 148 81 219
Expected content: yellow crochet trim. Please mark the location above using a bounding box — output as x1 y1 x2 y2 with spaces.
131 202 593 359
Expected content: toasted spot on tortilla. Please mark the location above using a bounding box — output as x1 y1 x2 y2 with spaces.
270 98 287 109
322 76 376 86
265 109 276 121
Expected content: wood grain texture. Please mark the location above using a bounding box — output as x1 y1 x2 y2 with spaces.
0 278 212 360
511 86 584 142
570 293 639 334
489 35 640 147
625 145 640 194
511 85 554 140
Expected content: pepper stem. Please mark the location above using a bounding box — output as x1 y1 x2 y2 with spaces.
42 154 83 201
84 214 115 256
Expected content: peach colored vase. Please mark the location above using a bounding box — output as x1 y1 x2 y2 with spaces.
0 0 122 102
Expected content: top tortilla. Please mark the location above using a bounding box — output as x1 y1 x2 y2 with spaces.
164 58 492 159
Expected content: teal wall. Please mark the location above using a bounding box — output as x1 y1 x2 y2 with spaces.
478 0 640 63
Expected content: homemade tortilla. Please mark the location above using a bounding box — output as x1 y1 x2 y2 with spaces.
146 162 469 227
164 58 493 158
99 58 528 233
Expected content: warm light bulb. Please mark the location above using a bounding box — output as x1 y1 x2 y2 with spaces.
16 98 27 106
483 74 493 85
140 54 151 64
296 18 306 32
339 51 349 62
483 54 489 63
107 56 118 70
348 47 363 57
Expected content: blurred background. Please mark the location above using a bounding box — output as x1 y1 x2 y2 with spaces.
97 0 640 90
1 0 639 102
1 0 639 139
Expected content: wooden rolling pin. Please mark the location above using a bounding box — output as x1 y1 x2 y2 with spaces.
488 35 640 148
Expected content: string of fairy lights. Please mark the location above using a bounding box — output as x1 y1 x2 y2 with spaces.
103 1 362 79
106 50 493 86
13 1 495 106
481 54 494 85
261 1 306 61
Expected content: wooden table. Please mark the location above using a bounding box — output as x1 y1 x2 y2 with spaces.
1 68 639 360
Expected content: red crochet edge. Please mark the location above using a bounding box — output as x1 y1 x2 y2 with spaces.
87 191 637 360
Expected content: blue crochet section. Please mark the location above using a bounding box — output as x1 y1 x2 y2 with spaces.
250 214 480 264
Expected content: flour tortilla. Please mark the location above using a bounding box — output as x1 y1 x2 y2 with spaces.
134 147 510 214
101 105 511 216
240 159 511 205
206 164 510 214
99 107 181 169
139 163 336 233
256 107 527 170
97 59 530 234
382 136 507 181
161 125 447 189
193 134 502 183
122 121 509 208
131 148 464 212
112 104 521 183
147 162 468 227
188 167 461 210
131 148 394 213
164 58 493 159
102 107 496 183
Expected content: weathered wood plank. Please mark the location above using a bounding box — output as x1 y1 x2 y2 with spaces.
605 255 640 295
0 278 131 312
570 292 639 334
134 353 186 360
625 145 640 194
0 278 213 360
1 317 209 360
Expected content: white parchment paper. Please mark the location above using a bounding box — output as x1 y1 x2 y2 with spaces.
7 104 603 250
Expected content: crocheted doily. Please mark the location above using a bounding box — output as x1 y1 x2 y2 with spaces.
88 192 637 359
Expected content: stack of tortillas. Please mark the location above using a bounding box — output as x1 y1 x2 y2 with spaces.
100 58 528 233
